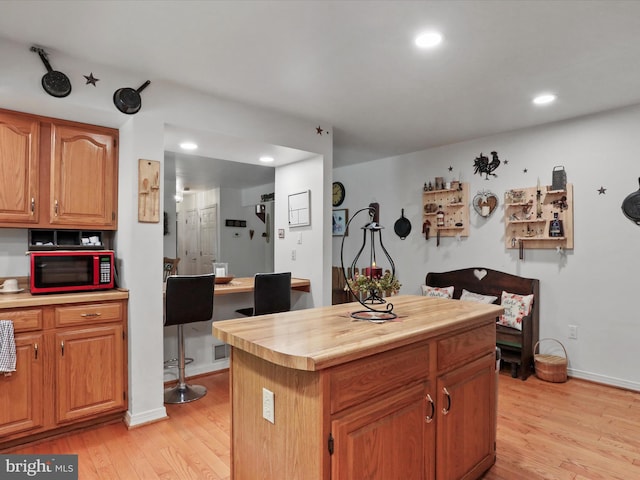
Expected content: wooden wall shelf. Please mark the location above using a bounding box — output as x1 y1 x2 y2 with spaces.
504 183 574 250
422 182 469 238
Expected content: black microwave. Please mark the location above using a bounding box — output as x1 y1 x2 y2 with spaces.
30 250 115 294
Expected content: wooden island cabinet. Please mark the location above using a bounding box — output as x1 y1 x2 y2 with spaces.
213 295 502 480
0 290 128 450
0 108 118 230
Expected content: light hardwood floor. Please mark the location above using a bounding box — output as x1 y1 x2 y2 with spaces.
8 370 640 479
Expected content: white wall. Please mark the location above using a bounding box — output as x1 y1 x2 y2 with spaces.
334 103 640 391
0 38 332 426
275 155 330 308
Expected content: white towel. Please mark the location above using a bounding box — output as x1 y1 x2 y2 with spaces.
0 320 16 375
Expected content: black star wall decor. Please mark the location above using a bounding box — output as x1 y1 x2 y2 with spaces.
83 73 99 86
316 126 324 135
523 168 528 174
597 186 607 195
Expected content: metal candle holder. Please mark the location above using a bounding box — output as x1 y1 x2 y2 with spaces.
340 206 397 321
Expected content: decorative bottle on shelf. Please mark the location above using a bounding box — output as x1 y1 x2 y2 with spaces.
436 205 445 227
549 212 564 237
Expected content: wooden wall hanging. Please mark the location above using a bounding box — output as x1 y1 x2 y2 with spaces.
138 159 160 223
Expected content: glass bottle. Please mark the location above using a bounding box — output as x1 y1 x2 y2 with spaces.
549 212 564 237
436 205 445 227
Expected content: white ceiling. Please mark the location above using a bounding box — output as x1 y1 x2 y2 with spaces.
2 1 640 179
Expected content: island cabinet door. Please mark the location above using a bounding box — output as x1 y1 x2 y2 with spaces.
436 352 496 480
331 381 435 480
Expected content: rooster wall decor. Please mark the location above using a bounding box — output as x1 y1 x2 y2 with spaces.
473 151 501 179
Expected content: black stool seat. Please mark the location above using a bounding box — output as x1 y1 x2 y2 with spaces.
164 273 215 404
235 272 291 317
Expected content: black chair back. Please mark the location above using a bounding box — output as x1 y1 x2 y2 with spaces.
254 272 292 316
165 274 215 327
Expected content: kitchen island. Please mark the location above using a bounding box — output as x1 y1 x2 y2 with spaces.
213 295 503 480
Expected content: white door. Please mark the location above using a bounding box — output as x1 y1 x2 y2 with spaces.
178 208 199 275
199 205 218 274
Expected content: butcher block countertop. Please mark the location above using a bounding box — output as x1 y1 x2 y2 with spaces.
213 294 503 372
214 276 310 295
0 288 129 309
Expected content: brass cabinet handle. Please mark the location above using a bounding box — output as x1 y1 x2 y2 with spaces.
442 387 451 415
425 393 435 423
34 343 38 360
31 197 35 214
54 200 58 215
61 340 64 356
80 312 102 317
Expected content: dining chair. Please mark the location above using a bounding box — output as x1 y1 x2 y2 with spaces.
164 273 215 404
235 272 292 316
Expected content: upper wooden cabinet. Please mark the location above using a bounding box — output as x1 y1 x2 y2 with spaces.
0 110 40 224
50 123 118 228
0 109 118 230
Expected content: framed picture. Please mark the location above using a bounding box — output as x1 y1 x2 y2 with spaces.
288 190 311 227
332 209 349 236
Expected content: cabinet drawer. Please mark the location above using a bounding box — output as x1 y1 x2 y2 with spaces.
0 309 43 333
55 302 122 327
437 322 495 372
329 342 429 414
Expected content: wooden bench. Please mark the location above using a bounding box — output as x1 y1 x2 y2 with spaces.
425 267 539 380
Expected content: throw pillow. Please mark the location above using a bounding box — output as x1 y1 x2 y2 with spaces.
460 289 498 304
421 285 454 299
498 291 534 330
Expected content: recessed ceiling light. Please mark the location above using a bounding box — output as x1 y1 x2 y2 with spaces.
533 94 557 105
259 156 275 163
179 142 198 151
415 31 443 49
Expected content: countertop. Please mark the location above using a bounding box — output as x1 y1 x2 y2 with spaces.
214 276 310 295
0 288 129 309
213 294 503 372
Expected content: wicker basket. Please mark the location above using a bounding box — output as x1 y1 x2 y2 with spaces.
534 338 568 383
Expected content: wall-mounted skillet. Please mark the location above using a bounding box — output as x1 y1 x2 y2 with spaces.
394 209 412 239
622 178 640 225
113 80 151 114
30 46 72 98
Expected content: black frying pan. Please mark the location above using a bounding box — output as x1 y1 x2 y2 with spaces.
622 178 640 225
113 80 151 115
30 46 71 98
394 208 412 239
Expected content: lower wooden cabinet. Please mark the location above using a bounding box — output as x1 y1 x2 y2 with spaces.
0 296 128 449
55 324 125 424
331 382 433 480
0 333 44 437
436 352 496 480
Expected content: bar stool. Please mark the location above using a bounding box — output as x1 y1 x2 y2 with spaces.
164 273 215 404
235 272 292 316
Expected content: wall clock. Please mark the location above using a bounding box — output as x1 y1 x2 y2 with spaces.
332 181 345 207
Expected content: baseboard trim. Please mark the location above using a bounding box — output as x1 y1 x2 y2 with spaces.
567 368 640 392
124 407 168 429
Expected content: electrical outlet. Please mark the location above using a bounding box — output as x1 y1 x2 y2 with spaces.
568 324 578 339
291 249 296 260
262 388 275 424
